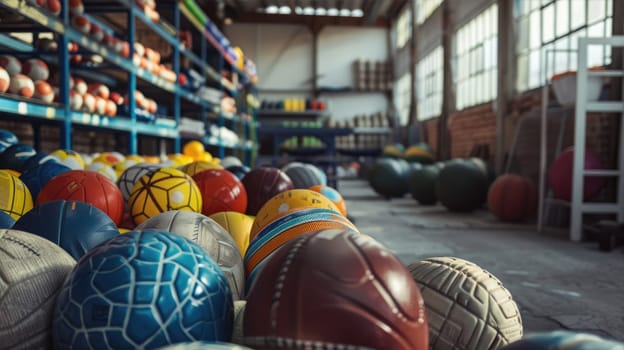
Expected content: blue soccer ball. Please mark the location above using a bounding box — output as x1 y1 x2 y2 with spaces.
0 129 18 153
53 230 234 349
20 162 71 200
12 200 119 259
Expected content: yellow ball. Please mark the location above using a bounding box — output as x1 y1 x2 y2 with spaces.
250 189 342 240
183 141 205 159
50 149 85 170
118 228 132 234
209 211 254 256
128 168 202 225
125 155 145 163
0 170 33 220
180 161 224 176
196 152 214 163
142 156 161 164
0 169 21 178
93 152 122 166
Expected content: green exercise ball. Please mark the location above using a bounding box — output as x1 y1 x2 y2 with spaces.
436 159 488 212
408 165 440 205
368 158 409 198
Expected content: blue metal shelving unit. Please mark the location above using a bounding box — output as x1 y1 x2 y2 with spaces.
0 0 257 163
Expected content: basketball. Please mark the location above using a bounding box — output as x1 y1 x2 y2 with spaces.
128 167 202 225
243 229 429 350
36 170 124 225
136 211 245 300
192 169 248 216
244 207 359 287
241 167 294 216
19 161 71 199
0 143 37 171
116 162 163 202
308 184 348 216
488 174 537 222
0 229 75 350
0 170 33 220
408 257 523 349
53 230 234 348
12 200 119 259
209 211 254 256
250 189 342 240
549 147 607 201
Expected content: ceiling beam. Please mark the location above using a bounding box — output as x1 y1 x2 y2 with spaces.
236 12 388 27
365 0 390 25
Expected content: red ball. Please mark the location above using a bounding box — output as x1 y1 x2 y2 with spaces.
192 169 247 216
487 174 537 222
243 229 429 350
36 170 124 225
549 147 606 201
241 167 294 215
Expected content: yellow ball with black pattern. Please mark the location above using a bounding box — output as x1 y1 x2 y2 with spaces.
0 169 33 220
128 168 202 225
179 160 224 176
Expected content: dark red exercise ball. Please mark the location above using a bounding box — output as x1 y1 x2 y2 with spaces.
242 229 429 350
488 174 537 222
36 169 124 225
549 147 606 201
192 169 248 216
241 167 293 216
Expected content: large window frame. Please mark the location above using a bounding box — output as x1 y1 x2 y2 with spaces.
394 73 413 126
395 6 412 49
416 46 443 120
416 0 443 24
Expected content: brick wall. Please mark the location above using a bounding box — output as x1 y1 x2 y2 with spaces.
422 117 439 155
447 103 497 159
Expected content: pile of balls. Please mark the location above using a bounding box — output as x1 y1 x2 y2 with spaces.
1 134 621 349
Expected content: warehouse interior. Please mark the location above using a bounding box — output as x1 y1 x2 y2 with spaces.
0 0 623 349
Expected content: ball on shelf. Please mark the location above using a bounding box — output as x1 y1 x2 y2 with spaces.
116 162 163 202
12 200 120 260
72 77 87 94
408 257 523 349
136 210 245 300
209 211 254 257
0 229 75 350
8 74 35 98
50 149 85 170
19 161 71 199
243 229 428 350
87 82 110 99
33 80 55 103
46 0 61 15
37 169 124 225
52 230 234 348
0 170 33 220
192 169 248 216
81 92 96 113
68 90 83 110
0 55 21 76
22 58 50 82
0 129 18 153
0 67 9 93
104 99 117 116
134 42 145 57
94 96 107 115
89 23 104 42
128 167 202 225
71 15 91 34
68 0 83 15
488 174 537 222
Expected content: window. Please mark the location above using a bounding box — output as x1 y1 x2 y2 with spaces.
454 4 498 110
416 0 442 24
416 46 443 120
395 7 412 49
514 0 613 92
394 73 412 126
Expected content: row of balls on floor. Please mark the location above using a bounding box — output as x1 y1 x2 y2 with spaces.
0 132 621 349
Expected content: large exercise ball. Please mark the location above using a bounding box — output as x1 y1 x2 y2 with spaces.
436 159 488 212
368 158 410 198
549 147 607 201
408 165 441 205
488 174 537 222
404 143 435 164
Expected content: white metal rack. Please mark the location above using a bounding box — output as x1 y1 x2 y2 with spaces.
570 36 624 241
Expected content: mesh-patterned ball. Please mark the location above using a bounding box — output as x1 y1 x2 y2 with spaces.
36 170 124 225
209 211 254 257
19 161 71 200
243 229 428 350
136 211 245 300
192 169 248 216
50 149 85 170
53 230 234 349
0 229 76 350
117 163 163 202
408 257 523 350
0 169 33 220
12 200 119 260
128 168 202 225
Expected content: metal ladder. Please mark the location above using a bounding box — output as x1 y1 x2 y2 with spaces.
570 36 624 241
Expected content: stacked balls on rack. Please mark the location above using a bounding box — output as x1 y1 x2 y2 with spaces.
14 136 615 349
0 55 54 103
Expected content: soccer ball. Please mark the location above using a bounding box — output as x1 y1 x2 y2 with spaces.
0 170 33 220
408 257 523 349
117 162 163 202
53 230 233 349
128 167 202 225
136 211 245 300
50 149 85 170
0 229 75 349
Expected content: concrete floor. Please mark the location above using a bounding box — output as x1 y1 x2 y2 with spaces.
340 178 624 341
